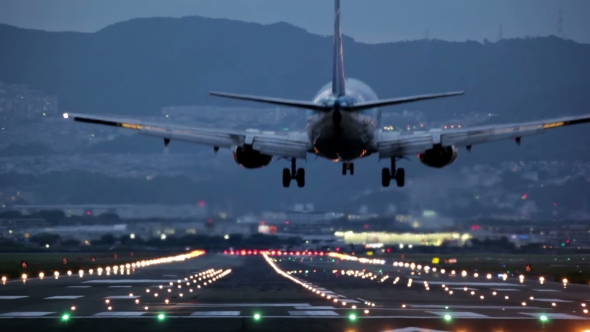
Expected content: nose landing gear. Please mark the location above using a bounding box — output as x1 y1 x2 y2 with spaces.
342 162 354 175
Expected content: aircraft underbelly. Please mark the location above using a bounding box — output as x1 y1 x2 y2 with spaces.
312 115 372 161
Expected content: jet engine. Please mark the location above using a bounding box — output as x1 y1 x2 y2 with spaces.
232 145 272 169
418 145 458 168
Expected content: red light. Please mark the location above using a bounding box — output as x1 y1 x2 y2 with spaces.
386 248 391 253
336 247 340 252
313 251 318 255
198 201 206 207
253 250 258 255
471 225 481 230
223 250 228 254
285 221 290 224
86 211 92 216
319 252 324 256
522 193 529 199
270 250 276 255
277 251 282 255
247 250 251 255
364 224 369 229
260 221 266 225
295 251 300 256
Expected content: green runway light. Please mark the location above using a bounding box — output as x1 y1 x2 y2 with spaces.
444 314 452 321
540 315 548 322
348 314 357 321
61 314 70 321
253 313 261 320
157 313 166 321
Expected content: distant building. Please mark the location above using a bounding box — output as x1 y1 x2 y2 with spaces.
12 204 208 219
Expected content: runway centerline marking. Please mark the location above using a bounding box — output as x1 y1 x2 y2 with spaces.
67 286 91 288
83 279 175 284
104 296 141 299
108 286 132 288
426 281 523 287
288 311 339 316
190 311 240 316
0 312 54 317
93 312 146 317
533 298 573 303
45 296 84 300
532 289 560 292
175 303 311 307
520 313 587 320
427 311 489 318
0 296 28 299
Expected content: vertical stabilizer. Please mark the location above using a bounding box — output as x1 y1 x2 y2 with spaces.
332 0 346 97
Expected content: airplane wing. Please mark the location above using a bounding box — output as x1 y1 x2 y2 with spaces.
377 113 590 159
63 113 311 159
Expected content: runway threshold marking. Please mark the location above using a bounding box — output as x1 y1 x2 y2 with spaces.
0 296 28 299
533 298 573 303
0 312 54 317
532 289 560 292
67 286 91 288
190 311 240 316
108 286 132 288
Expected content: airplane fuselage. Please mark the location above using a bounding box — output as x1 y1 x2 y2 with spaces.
306 78 381 161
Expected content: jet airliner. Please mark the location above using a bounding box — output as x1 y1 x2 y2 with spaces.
64 0 590 188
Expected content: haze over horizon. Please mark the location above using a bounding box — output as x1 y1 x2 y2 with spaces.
0 0 589 44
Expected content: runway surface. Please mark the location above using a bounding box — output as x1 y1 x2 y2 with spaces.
0 251 589 332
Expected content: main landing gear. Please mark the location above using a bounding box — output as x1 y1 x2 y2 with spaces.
283 158 305 188
382 157 405 187
342 162 354 175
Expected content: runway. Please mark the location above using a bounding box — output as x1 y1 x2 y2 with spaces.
0 251 589 332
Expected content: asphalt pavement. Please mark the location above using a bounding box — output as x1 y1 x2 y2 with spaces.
0 252 589 332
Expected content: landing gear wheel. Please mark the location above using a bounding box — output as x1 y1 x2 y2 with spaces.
342 163 347 175
395 168 405 187
282 168 291 188
381 168 391 187
296 168 305 187
349 163 354 175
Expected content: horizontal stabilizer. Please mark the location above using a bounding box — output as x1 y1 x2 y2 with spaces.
209 91 330 111
342 91 465 112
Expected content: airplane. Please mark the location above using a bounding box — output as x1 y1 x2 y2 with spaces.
64 0 590 188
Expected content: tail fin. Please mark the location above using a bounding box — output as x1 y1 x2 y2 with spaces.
332 0 346 97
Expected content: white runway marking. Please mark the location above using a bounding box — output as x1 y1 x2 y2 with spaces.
288 311 339 316
411 305 541 309
45 296 83 300
176 303 311 307
427 281 523 287
451 287 478 291
0 312 54 317
0 296 28 299
105 296 141 299
294 306 335 310
67 286 91 288
381 328 451 332
83 279 175 284
338 299 360 303
190 311 240 316
492 288 520 292
532 289 559 292
428 311 489 318
93 312 146 317
163 275 177 277
108 286 132 288
520 313 587 320
149 285 171 288
533 298 573 303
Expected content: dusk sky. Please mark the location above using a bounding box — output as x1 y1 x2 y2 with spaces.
0 0 589 44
